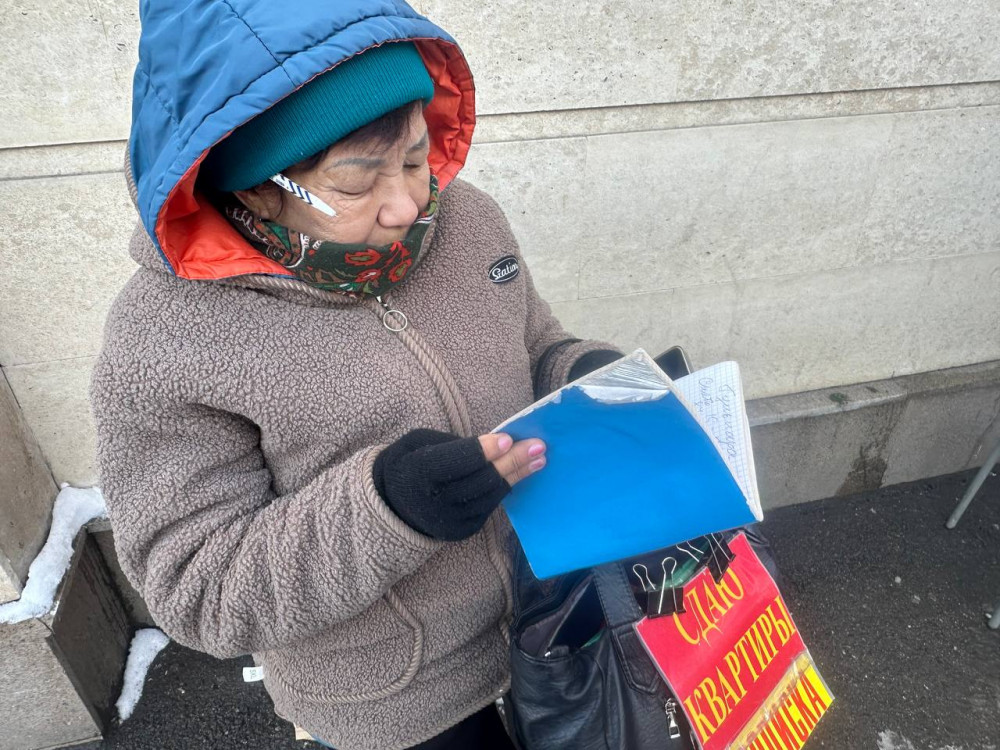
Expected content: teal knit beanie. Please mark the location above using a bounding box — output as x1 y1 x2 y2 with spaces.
203 42 435 192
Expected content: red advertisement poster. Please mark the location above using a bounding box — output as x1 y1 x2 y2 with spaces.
635 533 833 749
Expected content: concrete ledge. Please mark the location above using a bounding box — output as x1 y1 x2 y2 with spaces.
0 531 130 750
749 360 1000 508
87 519 154 627
0 371 57 602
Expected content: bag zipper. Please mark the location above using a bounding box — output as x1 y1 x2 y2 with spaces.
664 699 681 740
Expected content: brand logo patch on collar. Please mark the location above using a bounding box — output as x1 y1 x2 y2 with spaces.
488 255 520 284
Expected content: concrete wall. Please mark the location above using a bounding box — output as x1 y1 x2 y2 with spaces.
1 1 998 485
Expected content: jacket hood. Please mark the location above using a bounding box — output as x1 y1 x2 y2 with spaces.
129 0 475 281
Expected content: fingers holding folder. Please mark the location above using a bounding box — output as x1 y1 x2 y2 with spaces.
480 432 547 486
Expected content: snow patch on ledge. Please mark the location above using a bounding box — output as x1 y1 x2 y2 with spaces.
117 628 171 721
0 485 107 624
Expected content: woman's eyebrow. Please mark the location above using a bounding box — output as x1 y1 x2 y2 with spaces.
329 156 385 169
328 132 431 170
327 130 430 169
407 131 430 153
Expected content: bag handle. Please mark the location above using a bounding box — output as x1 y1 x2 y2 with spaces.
592 560 665 696
592 560 644 628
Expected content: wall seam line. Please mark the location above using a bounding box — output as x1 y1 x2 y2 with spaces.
565 250 1000 303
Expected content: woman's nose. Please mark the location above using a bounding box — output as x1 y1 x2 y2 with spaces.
377 175 420 229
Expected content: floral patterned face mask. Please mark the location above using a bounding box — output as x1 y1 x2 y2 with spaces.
222 174 439 297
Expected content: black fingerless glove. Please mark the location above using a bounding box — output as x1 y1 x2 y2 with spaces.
373 429 511 542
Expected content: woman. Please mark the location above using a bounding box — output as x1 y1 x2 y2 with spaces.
92 2 621 748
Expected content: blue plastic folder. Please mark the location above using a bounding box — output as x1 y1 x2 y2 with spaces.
498 351 761 579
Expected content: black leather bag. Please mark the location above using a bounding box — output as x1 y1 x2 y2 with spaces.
507 549 697 750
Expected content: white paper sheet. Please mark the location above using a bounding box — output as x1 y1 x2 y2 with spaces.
674 361 762 519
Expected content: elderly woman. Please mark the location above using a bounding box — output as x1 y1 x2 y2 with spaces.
91 1 622 748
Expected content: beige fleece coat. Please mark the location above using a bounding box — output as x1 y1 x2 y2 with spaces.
91 175 614 749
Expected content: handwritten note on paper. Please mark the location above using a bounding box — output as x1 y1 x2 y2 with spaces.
674 361 761 515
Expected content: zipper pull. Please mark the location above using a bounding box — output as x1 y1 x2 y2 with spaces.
375 295 408 332
664 699 681 740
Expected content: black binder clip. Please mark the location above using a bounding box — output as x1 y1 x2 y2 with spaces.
632 558 686 618
705 534 736 583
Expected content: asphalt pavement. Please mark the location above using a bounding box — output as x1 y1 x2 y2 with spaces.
80 468 1000 750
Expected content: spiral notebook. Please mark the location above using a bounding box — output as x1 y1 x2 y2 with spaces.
496 349 762 579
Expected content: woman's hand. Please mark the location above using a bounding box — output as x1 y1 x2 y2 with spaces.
373 429 546 541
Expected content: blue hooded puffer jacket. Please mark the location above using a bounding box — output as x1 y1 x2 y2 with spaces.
129 0 475 284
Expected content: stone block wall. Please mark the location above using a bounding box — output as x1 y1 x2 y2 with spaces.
1 1 998 485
